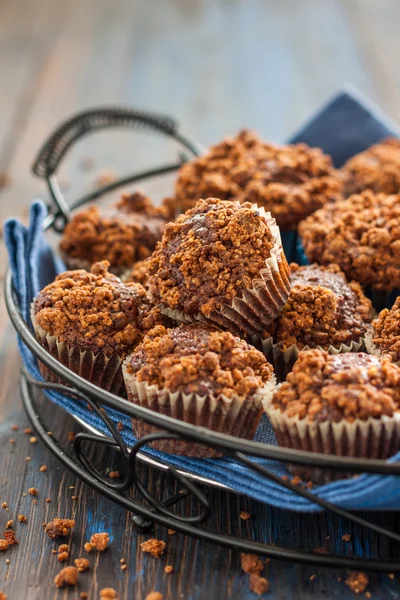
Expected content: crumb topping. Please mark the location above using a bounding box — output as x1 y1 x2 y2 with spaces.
34 261 165 356
299 190 400 290
342 138 400 196
272 349 400 422
140 538 166 558
126 324 273 398
174 129 341 228
149 197 280 316
265 263 372 350
45 518 75 539
54 566 79 588
123 258 151 288
60 191 170 272
373 297 400 362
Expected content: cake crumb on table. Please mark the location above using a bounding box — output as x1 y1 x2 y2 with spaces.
75 557 90 572
240 511 251 521
0 591 7 600
240 553 264 574
57 551 69 562
28 488 38 496
140 539 166 558
164 565 174 574
11 425 19 431
5 521 12 529
46 498 51 504
45 518 75 539
4 531 17 546
29 436 37 444
0 540 9 551
84 542 93 553
167 529 175 535
58 544 69 552
345 572 369 594
54 566 79 588
39 465 47 472
100 588 118 599
144 593 163 600
365 592 372 599
90 532 110 551
1 503 7 509
342 533 351 542
388 574 395 580
80 593 88 599
23 428 33 435
309 574 316 581
249 574 269 596
17 515 27 523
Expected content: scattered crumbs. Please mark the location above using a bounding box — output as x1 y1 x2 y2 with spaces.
11 425 19 431
9 439 15 445
240 553 264 574
18 515 27 523
23 428 33 435
69 486 75 490
326 536 330 540
67 431 76 442
281 475 289 482
249 574 269 596
22 494 26 497
26 457 31 462
58 551 69 562
365 593 372 599
5 521 12 529
4 531 17 546
342 533 351 542
28 488 38 496
33 499 38 505
313 547 328 555
164 565 174 574
80 593 89 599
5 559 10 564
54 566 79 588
144 593 163 600
46 498 51 504
167 529 176 535
345 572 369 594
58 544 69 553
87 404 93 412
120 558 125 564
0 591 7 600
265 558 270 564
388 574 395 580
74 557 90 572
109 471 120 479
90 532 110 551
45 518 76 539
0 540 9 551
100 588 118 599
140 539 166 558
47 432 53 436
84 542 93 553
29 436 38 444
40 465 48 472
117 422 123 431
290 476 302 486
95 170 117 188
71 496 78 501
121 564 127 571
306 481 313 489
309 574 316 581
52 549 57 554
1 503 7 509
338 578 342 582
240 511 251 521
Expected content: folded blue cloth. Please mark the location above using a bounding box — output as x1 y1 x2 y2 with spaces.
5 90 400 512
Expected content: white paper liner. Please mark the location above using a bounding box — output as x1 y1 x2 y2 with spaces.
264 402 400 484
122 362 276 458
30 303 125 395
157 204 291 336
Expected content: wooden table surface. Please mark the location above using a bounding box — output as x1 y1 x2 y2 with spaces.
1 1 400 598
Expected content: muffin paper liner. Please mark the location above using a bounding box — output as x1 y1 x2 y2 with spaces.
264 402 400 484
260 337 366 382
158 205 291 337
30 304 125 395
122 363 277 458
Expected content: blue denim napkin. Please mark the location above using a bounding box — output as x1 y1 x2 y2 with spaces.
5 90 400 511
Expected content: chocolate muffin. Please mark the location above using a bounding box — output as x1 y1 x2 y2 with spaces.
342 138 400 196
264 349 400 483
368 297 400 363
299 190 400 292
122 258 150 288
123 323 276 456
149 197 291 336
60 191 171 275
174 130 342 230
32 261 166 393
263 263 372 377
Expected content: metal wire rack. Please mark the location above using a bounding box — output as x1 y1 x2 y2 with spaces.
5 107 400 571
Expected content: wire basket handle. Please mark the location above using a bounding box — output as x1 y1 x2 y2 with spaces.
32 107 204 231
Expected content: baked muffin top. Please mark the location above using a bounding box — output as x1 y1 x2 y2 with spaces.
299 190 400 290
372 297 400 363
265 263 372 350
122 258 150 288
342 138 400 196
174 129 341 228
125 323 274 398
34 261 165 357
272 349 400 422
60 191 171 273
148 197 284 318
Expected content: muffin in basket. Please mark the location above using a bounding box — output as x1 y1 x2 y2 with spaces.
174 129 342 229
367 297 400 363
299 190 400 308
342 138 400 196
31 261 167 394
123 323 276 457
148 197 291 336
264 349 400 484
263 263 373 378
60 191 172 276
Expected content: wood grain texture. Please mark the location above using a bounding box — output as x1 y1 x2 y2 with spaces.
1 0 400 598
